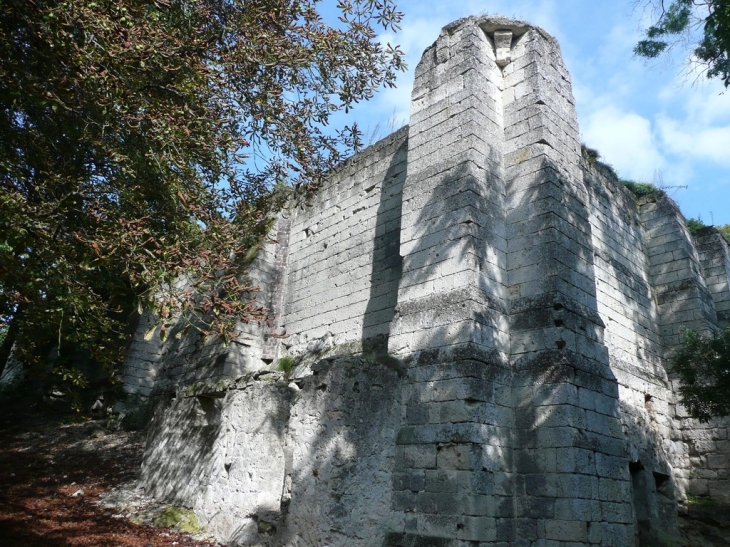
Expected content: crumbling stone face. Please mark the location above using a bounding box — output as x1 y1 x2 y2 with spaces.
124 14 730 547
140 359 402 546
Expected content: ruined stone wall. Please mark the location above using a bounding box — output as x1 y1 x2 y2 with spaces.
120 219 287 396
121 128 407 396
123 14 730 547
281 127 407 355
583 164 680 533
140 358 403 547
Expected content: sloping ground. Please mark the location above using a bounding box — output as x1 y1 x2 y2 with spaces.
0 400 223 547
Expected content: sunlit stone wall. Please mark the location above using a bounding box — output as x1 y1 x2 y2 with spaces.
124 14 730 547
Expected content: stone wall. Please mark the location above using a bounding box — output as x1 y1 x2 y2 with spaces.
140 358 403 547
281 127 407 355
123 14 730 547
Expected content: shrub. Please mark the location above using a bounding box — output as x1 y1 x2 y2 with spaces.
670 328 730 422
685 217 708 235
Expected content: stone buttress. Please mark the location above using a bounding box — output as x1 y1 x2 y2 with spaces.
386 16 634 546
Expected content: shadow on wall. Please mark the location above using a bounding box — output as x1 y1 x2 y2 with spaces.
361 139 406 355
389 158 509 358
138 152 686 546
264 138 406 546
621 399 680 544
582 166 666 380
506 154 640 545
139 380 293 541
265 358 403 547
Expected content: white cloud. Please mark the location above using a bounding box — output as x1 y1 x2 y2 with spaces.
658 76 730 126
581 106 666 181
657 116 730 166
365 0 730 203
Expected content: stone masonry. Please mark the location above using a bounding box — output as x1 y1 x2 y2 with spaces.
123 15 730 547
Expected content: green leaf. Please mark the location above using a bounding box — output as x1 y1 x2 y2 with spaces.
143 324 158 341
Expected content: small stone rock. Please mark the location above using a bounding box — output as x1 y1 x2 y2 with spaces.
87 426 107 439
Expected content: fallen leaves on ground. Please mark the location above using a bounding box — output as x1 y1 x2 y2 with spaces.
0 403 222 547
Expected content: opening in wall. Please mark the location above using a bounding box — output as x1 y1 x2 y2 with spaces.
653 471 671 497
630 461 651 525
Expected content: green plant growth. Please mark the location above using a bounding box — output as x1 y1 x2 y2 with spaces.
620 179 660 197
635 0 730 88
581 144 601 163
278 356 295 376
686 495 719 507
153 506 203 534
0 0 405 383
719 224 730 242
685 217 709 235
581 144 619 178
670 328 730 422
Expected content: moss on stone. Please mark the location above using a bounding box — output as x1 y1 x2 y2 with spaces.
686 496 718 506
153 506 204 534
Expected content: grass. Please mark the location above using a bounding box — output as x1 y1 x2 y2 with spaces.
621 179 660 197
278 355 295 375
685 217 708 235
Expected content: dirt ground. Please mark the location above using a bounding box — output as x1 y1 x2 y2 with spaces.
0 401 223 547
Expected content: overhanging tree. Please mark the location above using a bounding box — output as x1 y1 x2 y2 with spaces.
634 0 730 87
671 328 730 421
0 0 405 381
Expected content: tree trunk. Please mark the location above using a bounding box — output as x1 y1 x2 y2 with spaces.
0 309 22 379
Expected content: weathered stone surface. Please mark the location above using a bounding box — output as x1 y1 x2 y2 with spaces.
122 13 730 547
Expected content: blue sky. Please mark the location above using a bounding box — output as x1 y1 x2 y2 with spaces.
327 0 730 225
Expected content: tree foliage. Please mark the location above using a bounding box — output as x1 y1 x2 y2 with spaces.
0 0 404 377
671 328 730 421
719 223 730 241
634 0 730 87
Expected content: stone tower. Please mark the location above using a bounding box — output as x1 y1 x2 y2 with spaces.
386 16 633 545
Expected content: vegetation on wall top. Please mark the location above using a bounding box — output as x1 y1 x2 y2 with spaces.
620 179 661 197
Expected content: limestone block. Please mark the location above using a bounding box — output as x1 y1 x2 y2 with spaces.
493 30 513 67
403 444 438 469
120 13 730 547
459 515 498 541
544 519 589 542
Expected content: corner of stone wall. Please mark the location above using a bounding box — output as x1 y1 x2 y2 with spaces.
127 12 730 547
636 190 730 512
693 227 730 328
119 215 292 397
639 192 718 353
140 355 404 546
